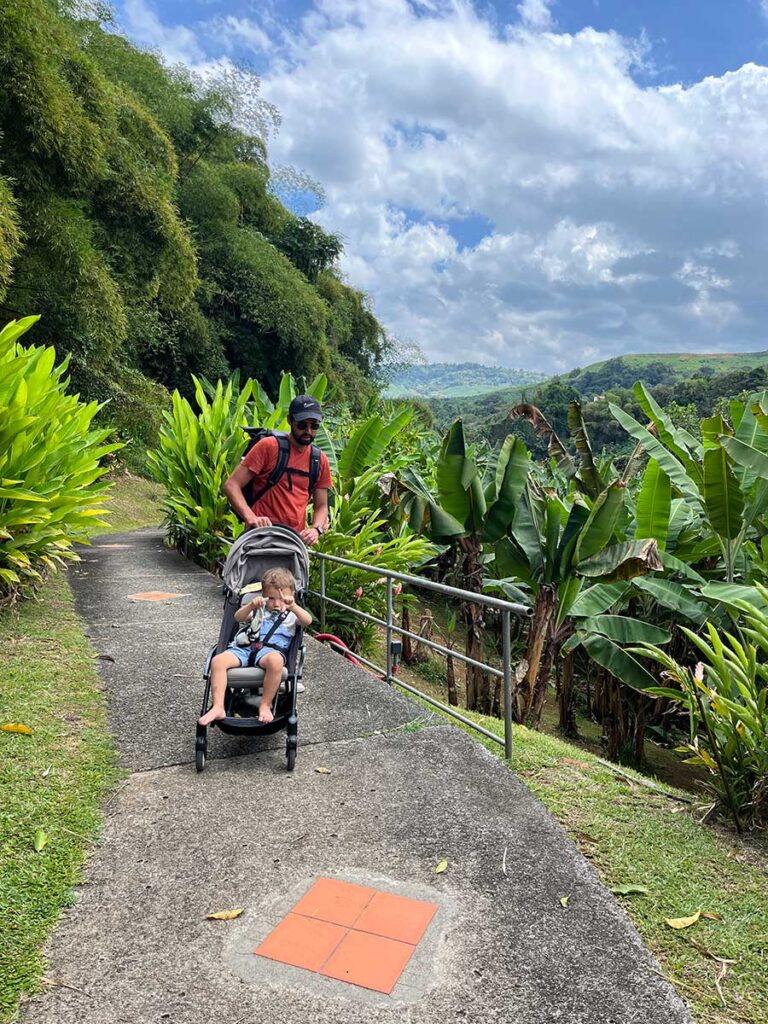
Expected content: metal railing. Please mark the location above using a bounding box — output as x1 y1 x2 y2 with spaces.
309 551 532 760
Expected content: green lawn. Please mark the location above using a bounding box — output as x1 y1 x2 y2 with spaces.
0 473 163 1022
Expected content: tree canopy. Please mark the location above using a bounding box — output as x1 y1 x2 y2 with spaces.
0 0 387 421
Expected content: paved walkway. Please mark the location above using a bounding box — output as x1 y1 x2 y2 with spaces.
22 530 693 1024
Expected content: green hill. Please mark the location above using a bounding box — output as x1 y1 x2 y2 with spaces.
563 351 768 399
385 362 546 399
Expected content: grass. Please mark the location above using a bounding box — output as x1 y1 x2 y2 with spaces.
0 472 163 1022
389 670 768 1024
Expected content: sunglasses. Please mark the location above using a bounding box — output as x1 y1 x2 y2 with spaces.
297 421 321 432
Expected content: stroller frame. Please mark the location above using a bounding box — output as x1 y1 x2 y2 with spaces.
195 526 310 772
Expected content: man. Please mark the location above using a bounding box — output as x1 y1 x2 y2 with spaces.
224 394 332 546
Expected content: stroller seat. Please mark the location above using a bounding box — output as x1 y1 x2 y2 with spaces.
227 665 289 687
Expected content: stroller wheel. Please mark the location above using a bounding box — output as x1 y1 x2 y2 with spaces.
286 747 296 772
195 724 207 773
196 748 206 772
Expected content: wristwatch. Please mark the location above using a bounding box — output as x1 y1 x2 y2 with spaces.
315 523 326 535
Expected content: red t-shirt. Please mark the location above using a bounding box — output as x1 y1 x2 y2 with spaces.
242 436 332 534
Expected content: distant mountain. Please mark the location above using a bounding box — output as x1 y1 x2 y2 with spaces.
385 362 547 399
562 350 768 399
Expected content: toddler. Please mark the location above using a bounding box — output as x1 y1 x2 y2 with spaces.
199 567 312 726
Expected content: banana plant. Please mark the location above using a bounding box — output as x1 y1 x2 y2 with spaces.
382 419 532 712
610 383 768 585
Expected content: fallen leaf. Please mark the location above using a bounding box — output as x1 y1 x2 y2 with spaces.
435 859 449 874
206 908 243 921
575 832 599 845
97 654 115 663
666 910 701 930
33 829 48 853
611 884 649 896
1 723 32 735
561 757 590 770
700 911 723 921
559 895 570 907
314 767 332 775
42 766 53 779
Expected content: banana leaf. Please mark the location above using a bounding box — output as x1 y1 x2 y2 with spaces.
436 419 487 530
509 403 576 478
609 403 700 500
567 401 603 498
634 459 671 549
483 435 530 543
701 581 768 611
703 444 743 540
555 501 590 578
576 538 662 580
569 581 631 617
580 633 660 692
633 576 708 625
581 614 670 645
572 482 625 565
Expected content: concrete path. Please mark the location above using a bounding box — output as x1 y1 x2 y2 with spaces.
22 530 693 1024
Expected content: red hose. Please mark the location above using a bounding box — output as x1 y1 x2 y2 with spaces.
314 633 365 668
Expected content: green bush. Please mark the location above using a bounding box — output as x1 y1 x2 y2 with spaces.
146 375 254 568
634 595 768 830
0 317 119 597
309 467 434 654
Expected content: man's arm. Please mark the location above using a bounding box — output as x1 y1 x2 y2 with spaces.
300 487 329 546
224 463 272 529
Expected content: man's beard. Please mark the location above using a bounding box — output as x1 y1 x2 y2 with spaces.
290 425 313 447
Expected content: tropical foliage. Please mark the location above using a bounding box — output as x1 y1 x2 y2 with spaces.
0 317 119 598
632 591 768 830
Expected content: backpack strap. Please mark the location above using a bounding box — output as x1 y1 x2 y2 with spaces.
309 445 321 493
249 435 291 506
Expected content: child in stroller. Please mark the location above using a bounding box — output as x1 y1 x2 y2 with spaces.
199 566 312 726
195 526 311 772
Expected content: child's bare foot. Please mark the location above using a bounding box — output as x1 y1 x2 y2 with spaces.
199 706 226 727
258 703 274 724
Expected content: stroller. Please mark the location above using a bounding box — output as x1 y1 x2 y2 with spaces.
195 526 310 772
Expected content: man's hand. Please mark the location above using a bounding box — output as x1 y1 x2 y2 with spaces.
300 526 321 546
246 514 272 530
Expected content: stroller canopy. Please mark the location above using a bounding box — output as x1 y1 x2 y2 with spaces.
222 526 310 596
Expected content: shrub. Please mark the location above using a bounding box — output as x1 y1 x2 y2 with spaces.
309 467 434 655
0 317 119 598
146 375 254 568
633 595 768 830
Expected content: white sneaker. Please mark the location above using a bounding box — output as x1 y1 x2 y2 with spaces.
297 681 305 694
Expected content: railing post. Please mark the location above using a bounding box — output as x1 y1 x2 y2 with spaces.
319 558 326 633
503 609 513 761
386 577 394 684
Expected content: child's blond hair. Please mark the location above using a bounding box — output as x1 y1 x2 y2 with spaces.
260 567 296 593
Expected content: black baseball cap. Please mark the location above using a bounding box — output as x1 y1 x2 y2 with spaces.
288 394 323 423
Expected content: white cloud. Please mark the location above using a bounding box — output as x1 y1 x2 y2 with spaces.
121 0 204 64
517 0 554 32
117 0 768 369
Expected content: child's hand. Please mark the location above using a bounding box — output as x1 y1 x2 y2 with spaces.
281 590 295 610
250 595 264 611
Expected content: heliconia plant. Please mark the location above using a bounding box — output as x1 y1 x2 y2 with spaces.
0 316 120 597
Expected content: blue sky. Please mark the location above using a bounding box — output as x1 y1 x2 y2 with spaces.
110 1 768 370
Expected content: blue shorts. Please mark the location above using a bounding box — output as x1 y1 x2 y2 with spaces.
227 644 287 668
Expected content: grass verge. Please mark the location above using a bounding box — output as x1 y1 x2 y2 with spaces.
0 474 163 1022
395 683 767 1024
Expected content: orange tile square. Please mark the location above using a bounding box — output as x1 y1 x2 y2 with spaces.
354 890 438 945
320 930 416 993
254 913 346 972
291 877 375 927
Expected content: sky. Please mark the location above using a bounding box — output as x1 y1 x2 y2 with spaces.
109 0 768 371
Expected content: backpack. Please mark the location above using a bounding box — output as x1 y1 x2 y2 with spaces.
240 427 322 511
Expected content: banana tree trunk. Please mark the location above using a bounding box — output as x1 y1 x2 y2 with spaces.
460 533 491 713
446 654 458 706
557 651 578 738
515 584 557 724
